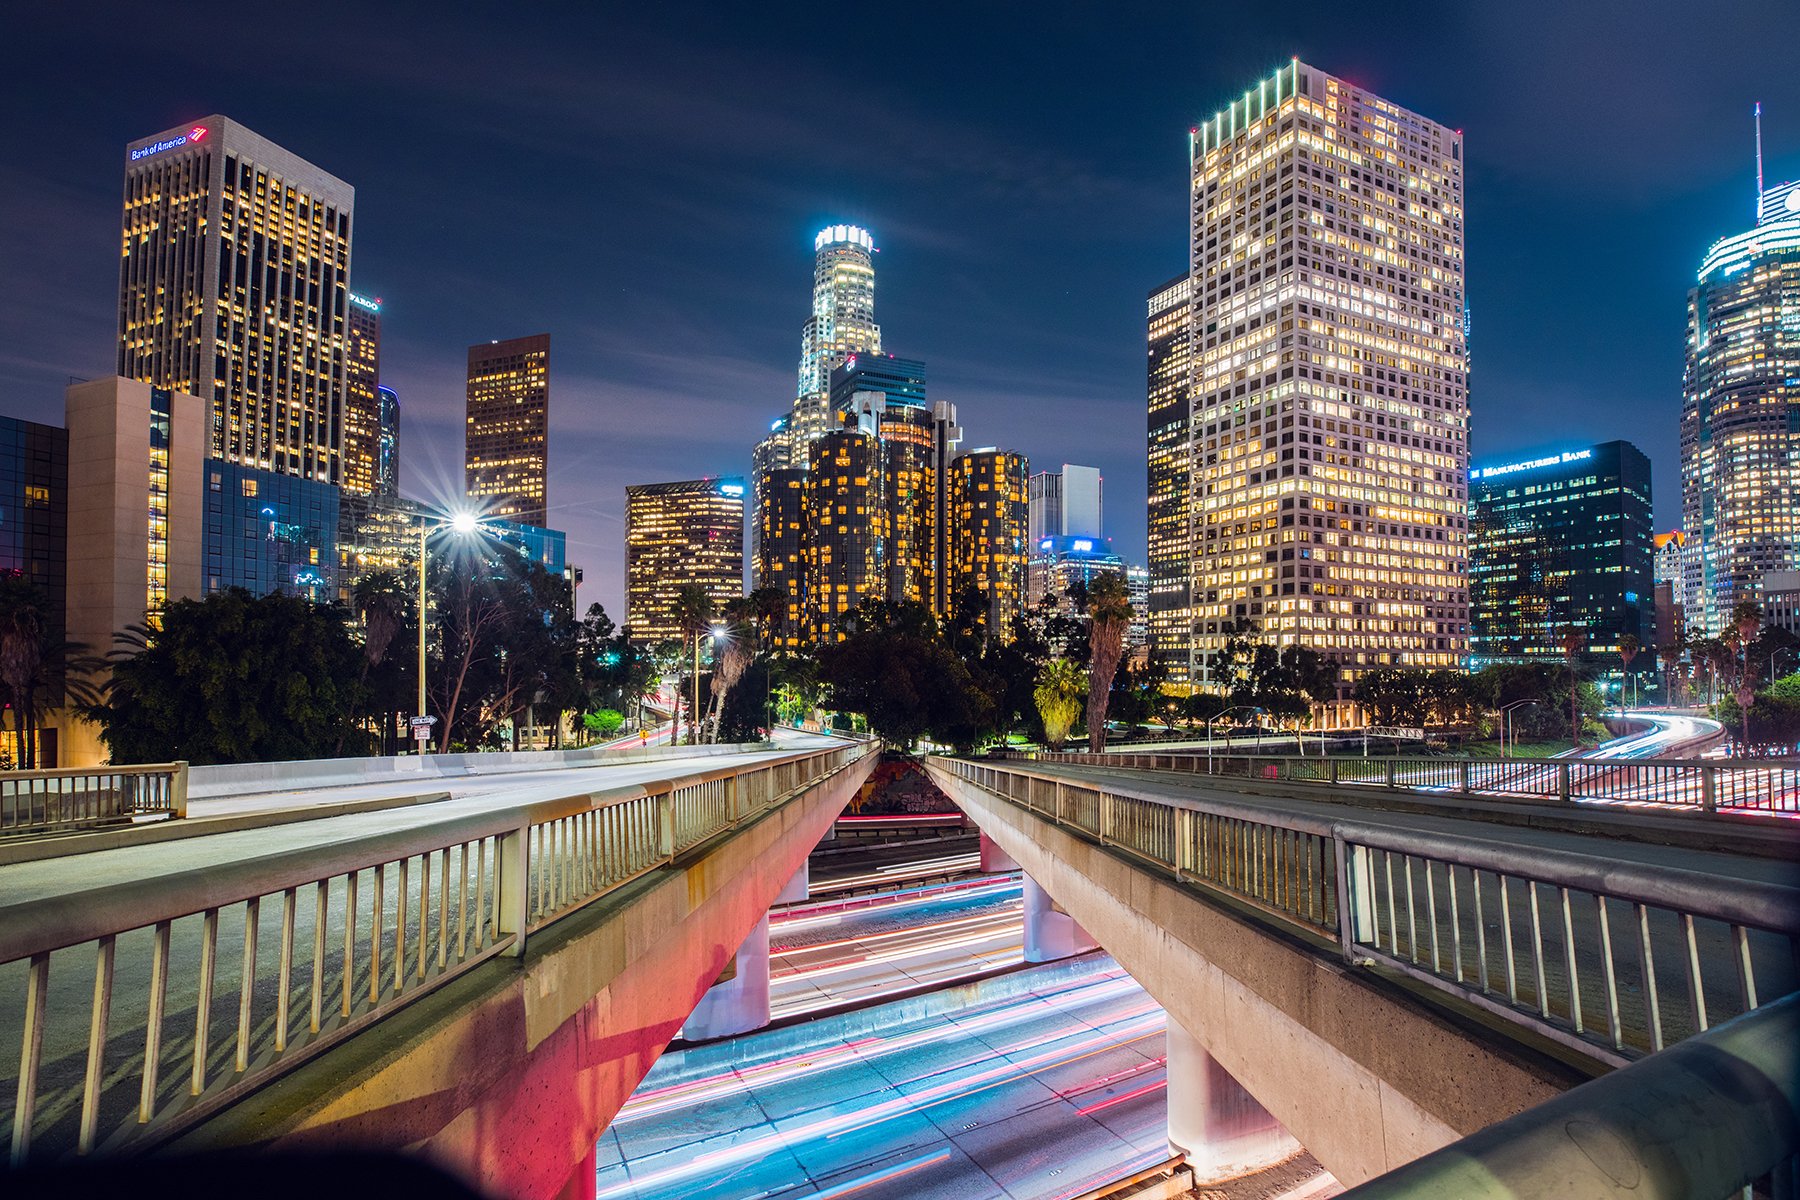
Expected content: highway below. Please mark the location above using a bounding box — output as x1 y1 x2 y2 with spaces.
602 954 1175 1200
768 876 1024 1020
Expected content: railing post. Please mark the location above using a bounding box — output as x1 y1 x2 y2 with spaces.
1385 759 1396 788
1701 766 1717 814
171 763 189 819
726 773 740 823
658 790 676 859
1557 762 1571 804
1330 758 1341 785
1174 808 1194 881
496 824 531 956
1458 760 1471 794
1333 836 1373 962
1054 781 1066 823
1099 791 1114 844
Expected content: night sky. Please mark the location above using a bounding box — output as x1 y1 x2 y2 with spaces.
5 2 1798 616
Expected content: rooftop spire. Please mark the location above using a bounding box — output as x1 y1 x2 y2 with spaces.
1756 101 1765 213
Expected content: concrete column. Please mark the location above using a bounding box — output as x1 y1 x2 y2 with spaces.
553 1143 597 1200
979 830 1019 873
775 859 809 906
1165 1020 1296 1182
682 914 771 1040
1021 873 1096 963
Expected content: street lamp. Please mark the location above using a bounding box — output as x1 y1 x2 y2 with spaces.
689 623 728 746
415 508 485 752
1497 698 1542 759
1207 705 1264 772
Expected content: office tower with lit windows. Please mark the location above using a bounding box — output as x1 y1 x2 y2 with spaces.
950 448 1029 635
343 293 382 496
376 385 400 497
755 225 884 570
1468 442 1654 665
1681 176 1800 634
118 116 354 483
756 467 809 647
624 478 744 642
1146 273 1195 683
1126 563 1151 651
467 334 550 526
1028 536 1125 612
1181 62 1468 710
1028 464 1104 544
804 429 884 643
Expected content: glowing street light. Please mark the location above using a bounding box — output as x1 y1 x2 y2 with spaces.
416 508 486 751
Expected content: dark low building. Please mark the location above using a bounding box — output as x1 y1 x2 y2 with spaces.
1469 440 1654 667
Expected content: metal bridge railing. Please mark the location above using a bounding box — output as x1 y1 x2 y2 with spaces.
0 741 873 1165
942 757 1800 1071
0 764 188 837
1337 992 1799 1200
1001 749 1800 816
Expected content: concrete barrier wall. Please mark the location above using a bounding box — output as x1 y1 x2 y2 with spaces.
187 741 770 799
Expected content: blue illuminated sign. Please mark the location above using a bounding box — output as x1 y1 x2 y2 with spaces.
130 125 208 162
1470 449 1592 481
718 482 745 497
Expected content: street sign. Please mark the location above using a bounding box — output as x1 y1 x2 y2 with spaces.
412 726 432 742
409 716 437 728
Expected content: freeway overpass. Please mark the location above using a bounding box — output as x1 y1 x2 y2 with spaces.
2 738 1793 1198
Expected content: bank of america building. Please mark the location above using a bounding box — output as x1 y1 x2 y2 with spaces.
1468 441 1655 664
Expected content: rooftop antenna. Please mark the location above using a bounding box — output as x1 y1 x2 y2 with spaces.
1755 101 1765 213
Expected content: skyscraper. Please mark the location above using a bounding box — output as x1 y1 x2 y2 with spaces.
804 429 884 643
1179 62 1468 710
756 466 808 647
466 334 550 526
950 448 1029 635
343 292 382 496
1145 273 1194 684
624 478 745 642
795 225 882 443
376 385 401 497
828 354 926 413
118 116 353 483
1028 464 1104 544
1681 173 1800 634
1468 442 1654 665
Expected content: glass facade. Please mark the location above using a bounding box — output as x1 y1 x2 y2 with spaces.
0 415 68 658
1182 62 1469 707
1469 441 1654 664
1145 274 1194 683
828 353 926 413
376 385 400 497
205 458 339 601
1681 179 1800 634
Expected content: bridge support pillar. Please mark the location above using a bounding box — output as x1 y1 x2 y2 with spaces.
1022 873 1096 962
553 1143 597 1200
682 913 771 1040
1166 1019 1297 1182
776 858 810 905
979 830 1019 873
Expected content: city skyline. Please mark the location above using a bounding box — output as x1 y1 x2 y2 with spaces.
5 3 1799 617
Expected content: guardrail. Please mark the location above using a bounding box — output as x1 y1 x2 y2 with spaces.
0 764 188 837
1002 749 1800 817
939 757 1800 1071
1337 992 1798 1200
0 740 874 1164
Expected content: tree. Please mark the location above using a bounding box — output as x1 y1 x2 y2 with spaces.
1559 627 1587 749
817 600 994 751
1034 658 1086 750
673 585 714 745
83 589 366 765
346 571 411 755
429 550 576 751
1084 572 1131 751
583 709 624 738
705 596 758 742
1617 633 1640 708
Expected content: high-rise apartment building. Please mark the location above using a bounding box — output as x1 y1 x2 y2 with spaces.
467 334 550 526
756 467 808 647
1681 177 1800 634
1146 274 1194 684
376 385 401 497
624 478 745 642
343 293 382 496
119 116 354 483
804 430 884 643
950 448 1029 635
1177 62 1468 709
1468 442 1654 665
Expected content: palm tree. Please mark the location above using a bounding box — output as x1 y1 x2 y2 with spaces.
704 596 759 742
1618 633 1640 708
1558 626 1586 750
1656 639 1686 706
673 585 713 745
349 571 409 754
1034 658 1086 751
1085 572 1133 752
1731 601 1763 752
